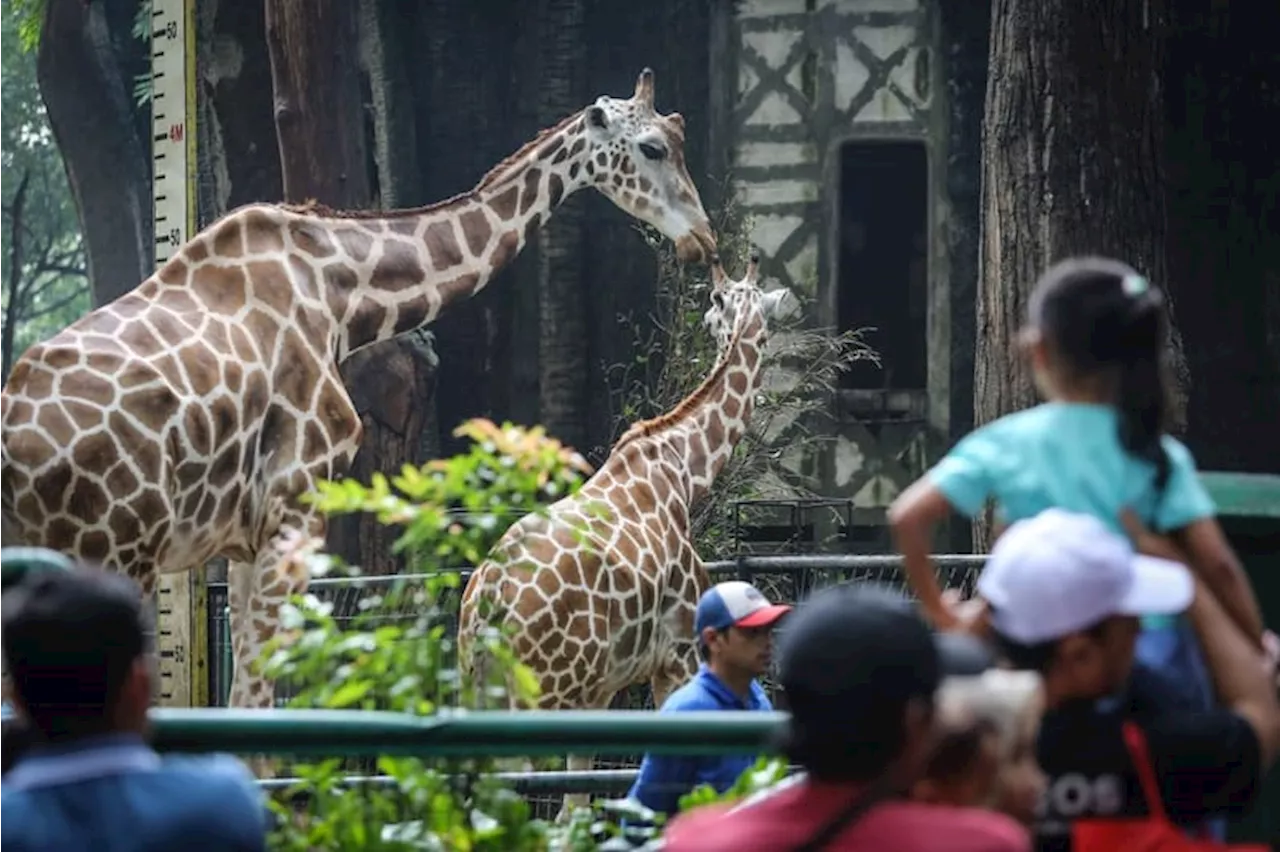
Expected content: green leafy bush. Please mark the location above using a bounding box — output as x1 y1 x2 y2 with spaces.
258 418 793 851
263 419 586 851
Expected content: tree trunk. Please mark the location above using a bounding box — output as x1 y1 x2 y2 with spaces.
196 0 283 218
535 0 588 450
2 174 32 379
974 0 1186 550
37 0 151 307
265 0 436 575
265 0 370 207
415 0 516 458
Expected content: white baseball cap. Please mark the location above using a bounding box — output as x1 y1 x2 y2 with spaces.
978 508 1194 644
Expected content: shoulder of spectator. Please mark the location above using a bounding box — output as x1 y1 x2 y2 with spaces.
1145 707 1263 804
962 808 1032 851
1127 662 1203 714
662 801 735 849
660 682 718 713
162 753 267 817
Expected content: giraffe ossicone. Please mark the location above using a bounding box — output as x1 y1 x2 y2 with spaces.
458 247 789 819
0 68 716 715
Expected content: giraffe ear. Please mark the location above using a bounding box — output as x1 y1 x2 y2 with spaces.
709 253 728 290
667 112 685 133
587 105 609 131
745 247 762 285
634 67 655 110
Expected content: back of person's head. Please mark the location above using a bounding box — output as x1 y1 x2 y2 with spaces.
923 671 1046 822
1026 256 1172 492
775 583 992 784
2 567 151 742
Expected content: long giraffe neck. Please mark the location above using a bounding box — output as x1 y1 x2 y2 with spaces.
617 312 768 507
282 113 595 361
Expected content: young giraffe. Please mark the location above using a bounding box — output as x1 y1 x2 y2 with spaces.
0 68 715 711
458 249 794 816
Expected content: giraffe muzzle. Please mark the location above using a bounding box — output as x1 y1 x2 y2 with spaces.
675 226 717 265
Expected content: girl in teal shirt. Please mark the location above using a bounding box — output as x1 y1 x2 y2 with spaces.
889 256 1271 711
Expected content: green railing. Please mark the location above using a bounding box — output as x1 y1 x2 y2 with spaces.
146 708 785 757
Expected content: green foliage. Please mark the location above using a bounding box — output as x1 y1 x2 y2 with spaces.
263 419 595 850
304 419 596 572
1 0 90 378
606 198 879 558
7 0 42 53
262 419 795 850
677 755 790 813
130 0 152 107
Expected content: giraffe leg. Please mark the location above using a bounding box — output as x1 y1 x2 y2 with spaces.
555 686 623 824
649 660 694 710
225 560 253 706
227 527 315 778
556 754 595 823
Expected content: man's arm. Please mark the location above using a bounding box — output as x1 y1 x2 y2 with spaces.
1148 710 1263 822
1184 573 1280 767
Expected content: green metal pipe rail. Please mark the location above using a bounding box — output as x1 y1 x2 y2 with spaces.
146 708 786 757
258 769 646 796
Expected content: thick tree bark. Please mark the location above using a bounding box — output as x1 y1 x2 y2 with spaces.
265 0 436 575
2 175 32 379
196 0 283 217
975 0 1187 550
535 0 588 450
415 0 518 458
37 0 151 307
265 0 369 206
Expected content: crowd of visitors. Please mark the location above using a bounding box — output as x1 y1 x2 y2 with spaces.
2 255 1278 851
655 257 1280 848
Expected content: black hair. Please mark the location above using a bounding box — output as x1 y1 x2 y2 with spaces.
1028 256 1172 495
774 690 934 784
924 716 999 785
990 609 1112 674
1 568 150 742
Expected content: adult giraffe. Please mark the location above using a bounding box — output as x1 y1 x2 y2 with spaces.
0 69 715 710
458 250 794 816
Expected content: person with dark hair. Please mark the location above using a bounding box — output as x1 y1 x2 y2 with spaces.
627 581 791 816
976 509 1279 851
662 583 1029 851
888 255 1273 711
1 565 269 851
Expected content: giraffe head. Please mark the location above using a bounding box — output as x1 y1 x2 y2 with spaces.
582 68 716 265
703 248 797 349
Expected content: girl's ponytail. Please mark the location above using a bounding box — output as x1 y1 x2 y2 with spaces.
1115 289 1171 494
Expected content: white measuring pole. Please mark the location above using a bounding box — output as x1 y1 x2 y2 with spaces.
149 0 208 708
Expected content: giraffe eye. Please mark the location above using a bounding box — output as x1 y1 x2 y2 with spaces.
638 142 666 161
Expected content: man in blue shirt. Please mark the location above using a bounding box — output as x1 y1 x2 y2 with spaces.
628 580 792 815
1 562 269 851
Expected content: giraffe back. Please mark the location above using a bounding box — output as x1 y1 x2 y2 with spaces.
459 437 707 709
0 205 360 577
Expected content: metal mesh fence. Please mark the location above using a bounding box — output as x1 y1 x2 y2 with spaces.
207 555 984 816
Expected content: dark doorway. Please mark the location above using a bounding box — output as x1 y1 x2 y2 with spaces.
836 141 929 391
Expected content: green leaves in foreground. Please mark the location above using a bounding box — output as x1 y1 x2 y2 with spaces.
265 421 789 849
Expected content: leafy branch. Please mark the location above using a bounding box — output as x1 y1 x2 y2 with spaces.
600 195 879 558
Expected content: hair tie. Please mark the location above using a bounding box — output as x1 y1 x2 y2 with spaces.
1121 274 1149 297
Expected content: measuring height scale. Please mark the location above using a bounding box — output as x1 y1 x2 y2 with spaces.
149 0 209 708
